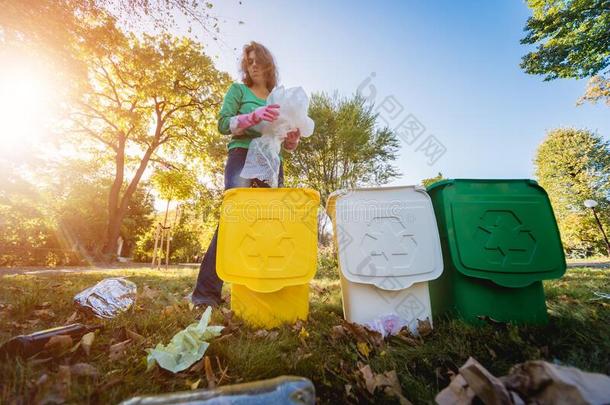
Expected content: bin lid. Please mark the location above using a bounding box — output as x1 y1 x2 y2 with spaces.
217 188 320 293
327 186 444 290
427 179 566 287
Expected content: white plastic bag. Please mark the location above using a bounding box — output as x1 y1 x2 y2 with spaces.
240 86 315 187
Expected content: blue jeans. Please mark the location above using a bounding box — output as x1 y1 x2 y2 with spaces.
191 147 284 306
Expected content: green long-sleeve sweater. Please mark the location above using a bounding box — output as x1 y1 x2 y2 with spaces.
218 82 267 150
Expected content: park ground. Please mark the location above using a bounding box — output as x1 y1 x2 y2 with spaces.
1 254 609 404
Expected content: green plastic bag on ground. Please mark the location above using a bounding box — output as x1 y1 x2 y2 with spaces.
146 307 223 373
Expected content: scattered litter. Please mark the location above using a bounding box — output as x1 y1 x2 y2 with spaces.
146 306 224 373
436 357 610 405
0 324 101 358
74 278 137 319
119 375 315 405
591 291 610 300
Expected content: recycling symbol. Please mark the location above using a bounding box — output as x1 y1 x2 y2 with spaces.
239 219 294 271
476 210 536 266
358 216 417 276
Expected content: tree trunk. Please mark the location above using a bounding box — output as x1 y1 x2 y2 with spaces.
101 135 126 256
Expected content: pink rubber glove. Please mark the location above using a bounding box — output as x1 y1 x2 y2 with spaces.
283 128 301 152
236 104 280 129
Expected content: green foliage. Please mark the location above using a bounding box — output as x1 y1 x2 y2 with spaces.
285 92 401 204
150 168 198 202
521 0 610 80
422 172 444 188
534 128 610 256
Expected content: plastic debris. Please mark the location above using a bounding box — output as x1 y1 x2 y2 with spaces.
74 278 137 319
119 375 315 405
436 357 610 405
0 324 101 358
146 306 224 373
240 86 315 187
365 314 408 338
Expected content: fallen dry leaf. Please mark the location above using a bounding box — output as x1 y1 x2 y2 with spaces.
81 332 95 356
56 365 71 398
66 311 79 323
360 364 376 394
33 309 56 320
359 364 411 403
109 339 131 361
44 335 73 354
126 329 145 344
187 378 201 390
357 341 371 359
331 325 347 341
70 363 99 378
204 356 216 389
343 320 384 348
141 285 159 300
298 327 309 339
417 319 432 337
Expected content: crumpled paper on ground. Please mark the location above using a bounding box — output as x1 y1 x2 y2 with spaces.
240 86 315 188
146 306 224 373
74 277 137 319
436 357 610 405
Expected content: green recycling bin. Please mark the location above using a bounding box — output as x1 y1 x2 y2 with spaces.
427 179 566 324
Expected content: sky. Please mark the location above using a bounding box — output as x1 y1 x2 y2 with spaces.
179 0 610 186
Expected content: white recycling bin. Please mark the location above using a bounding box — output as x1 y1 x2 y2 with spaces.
326 186 444 334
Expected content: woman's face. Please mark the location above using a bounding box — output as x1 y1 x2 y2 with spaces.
247 50 264 85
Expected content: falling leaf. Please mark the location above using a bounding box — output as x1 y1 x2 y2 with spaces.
70 363 99 378
44 335 73 354
417 319 432 337
81 332 95 356
204 356 216 389
109 339 131 361
357 342 371 358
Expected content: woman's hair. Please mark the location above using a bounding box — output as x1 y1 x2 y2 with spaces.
240 41 278 91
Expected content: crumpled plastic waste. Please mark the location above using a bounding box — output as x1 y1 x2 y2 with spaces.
240 86 315 188
436 356 610 405
146 306 224 373
365 314 409 338
74 277 137 319
118 376 315 405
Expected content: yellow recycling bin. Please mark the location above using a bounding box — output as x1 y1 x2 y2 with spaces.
217 188 320 328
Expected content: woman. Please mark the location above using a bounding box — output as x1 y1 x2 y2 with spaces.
191 41 300 307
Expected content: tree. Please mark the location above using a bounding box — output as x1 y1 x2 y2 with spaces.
67 26 230 257
285 92 401 205
1 1 227 96
534 128 610 256
520 0 610 81
422 173 444 188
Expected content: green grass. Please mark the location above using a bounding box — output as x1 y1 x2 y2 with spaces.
0 265 609 404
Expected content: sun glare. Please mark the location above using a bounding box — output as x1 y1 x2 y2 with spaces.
0 57 58 157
